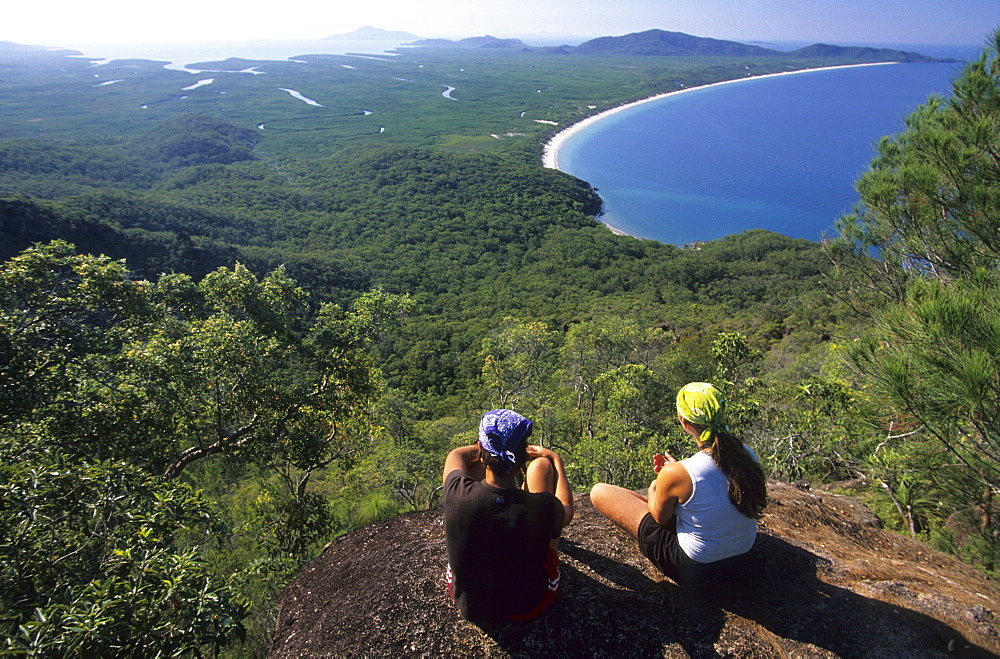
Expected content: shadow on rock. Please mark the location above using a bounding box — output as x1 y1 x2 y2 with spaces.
700 532 988 656
270 485 1000 657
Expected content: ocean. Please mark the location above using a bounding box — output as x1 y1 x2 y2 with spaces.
555 48 977 245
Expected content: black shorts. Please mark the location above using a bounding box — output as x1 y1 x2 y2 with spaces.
637 513 689 582
637 513 749 593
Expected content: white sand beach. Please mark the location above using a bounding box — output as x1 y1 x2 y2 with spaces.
542 62 895 171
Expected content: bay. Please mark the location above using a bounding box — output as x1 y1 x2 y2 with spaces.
556 58 970 245
64 38 414 71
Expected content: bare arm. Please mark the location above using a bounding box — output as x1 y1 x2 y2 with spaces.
647 461 691 525
526 445 574 528
442 444 486 483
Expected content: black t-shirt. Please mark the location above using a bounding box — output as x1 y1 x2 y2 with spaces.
443 470 562 624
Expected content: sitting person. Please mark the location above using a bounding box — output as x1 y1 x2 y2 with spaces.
590 382 767 594
442 409 573 625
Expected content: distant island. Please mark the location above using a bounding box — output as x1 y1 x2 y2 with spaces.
411 28 955 63
409 35 532 50
324 25 421 42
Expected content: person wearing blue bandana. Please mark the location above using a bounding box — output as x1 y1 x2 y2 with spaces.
443 409 573 625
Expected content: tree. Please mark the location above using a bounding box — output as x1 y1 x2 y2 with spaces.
828 32 1000 561
0 240 156 428
142 114 262 167
572 363 670 489
480 317 555 408
0 440 246 656
710 331 764 428
848 273 1000 503
1 242 409 492
0 241 412 651
559 317 664 443
830 31 1000 313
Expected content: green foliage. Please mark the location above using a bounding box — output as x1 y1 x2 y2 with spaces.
0 139 159 187
0 243 408 485
1 243 415 654
569 430 655 491
220 555 301 656
244 490 334 558
711 332 764 427
570 363 672 490
0 440 246 656
349 397 453 512
827 32 1000 567
849 273 1000 495
355 491 403 526
141 114 263 167
0 240 155 426
481 318 556 408
4 36 993 649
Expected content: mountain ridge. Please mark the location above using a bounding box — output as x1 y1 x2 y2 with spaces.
410 28 954 62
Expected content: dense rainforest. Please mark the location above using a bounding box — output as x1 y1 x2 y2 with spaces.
2 29 999 656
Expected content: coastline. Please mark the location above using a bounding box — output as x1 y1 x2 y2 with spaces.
541 62 896 173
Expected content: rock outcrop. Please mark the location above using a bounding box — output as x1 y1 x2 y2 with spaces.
270 483 1000 657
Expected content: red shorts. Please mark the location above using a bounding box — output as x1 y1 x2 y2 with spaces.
446 546 561 621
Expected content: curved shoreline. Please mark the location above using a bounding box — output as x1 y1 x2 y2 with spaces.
541 62 896 172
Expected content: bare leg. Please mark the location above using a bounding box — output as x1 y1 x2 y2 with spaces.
590 483 649 539
525 456 556 495
525 458 562 552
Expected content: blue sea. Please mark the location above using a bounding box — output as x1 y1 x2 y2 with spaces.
556 47 978 245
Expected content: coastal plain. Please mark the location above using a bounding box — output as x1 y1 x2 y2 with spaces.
0 40 916 161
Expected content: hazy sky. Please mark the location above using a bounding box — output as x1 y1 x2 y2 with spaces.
6 0 997 48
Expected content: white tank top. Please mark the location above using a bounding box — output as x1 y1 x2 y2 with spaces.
675 449 758 563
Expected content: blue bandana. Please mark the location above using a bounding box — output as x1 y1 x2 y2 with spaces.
478 409 533 465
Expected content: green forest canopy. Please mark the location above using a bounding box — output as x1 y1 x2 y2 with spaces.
2 31 999 655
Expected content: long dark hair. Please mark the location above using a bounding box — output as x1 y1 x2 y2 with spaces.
693 426 768 519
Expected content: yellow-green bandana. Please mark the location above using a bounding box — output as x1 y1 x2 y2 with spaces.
676 382 727 444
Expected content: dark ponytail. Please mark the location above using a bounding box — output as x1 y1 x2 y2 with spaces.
697 428 768 519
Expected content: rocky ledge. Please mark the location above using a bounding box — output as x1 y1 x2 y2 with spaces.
271 482 1000 657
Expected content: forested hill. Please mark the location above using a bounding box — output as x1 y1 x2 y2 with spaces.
0 126 832 406
0 114 841 655
570 30 776 57
420 29 952 62
568 30 951 62
409 36 532 49
324 25 420 41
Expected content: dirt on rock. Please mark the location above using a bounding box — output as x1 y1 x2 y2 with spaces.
270 482 1000 657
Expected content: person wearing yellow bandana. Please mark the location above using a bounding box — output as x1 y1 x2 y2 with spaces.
590 382 767 595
